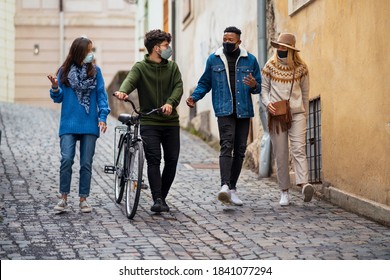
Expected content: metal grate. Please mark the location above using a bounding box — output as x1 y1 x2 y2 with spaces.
306 97 322 183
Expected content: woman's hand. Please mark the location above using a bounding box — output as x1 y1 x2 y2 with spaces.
47 74 58 88
98 122 107 133
114 91 128 100
267 103 276 116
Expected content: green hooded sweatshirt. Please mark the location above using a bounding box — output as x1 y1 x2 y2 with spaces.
119 54 183 126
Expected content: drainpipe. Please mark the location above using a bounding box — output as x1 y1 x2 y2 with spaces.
171 0 176 61
59 0 64 64
257 0 271 178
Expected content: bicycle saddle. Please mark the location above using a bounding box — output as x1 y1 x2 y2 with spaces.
118 114 138 125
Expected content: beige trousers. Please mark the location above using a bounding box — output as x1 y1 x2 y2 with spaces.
270 113 309 190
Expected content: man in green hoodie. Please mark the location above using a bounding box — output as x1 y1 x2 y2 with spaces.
114 29 183 213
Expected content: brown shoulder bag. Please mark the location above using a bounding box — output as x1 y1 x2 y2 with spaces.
268 68 295 134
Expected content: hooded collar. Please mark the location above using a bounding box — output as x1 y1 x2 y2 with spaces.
144 54 169 67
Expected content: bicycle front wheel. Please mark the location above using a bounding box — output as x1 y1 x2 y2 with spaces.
114 134 126 203
125 141 144 219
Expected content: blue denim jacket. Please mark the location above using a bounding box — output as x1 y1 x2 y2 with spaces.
192 47 261 118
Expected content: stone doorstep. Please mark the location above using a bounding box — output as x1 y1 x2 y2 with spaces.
324 186 390 227
289 171 390 226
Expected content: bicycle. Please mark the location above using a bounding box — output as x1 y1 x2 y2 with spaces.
105 98 161 219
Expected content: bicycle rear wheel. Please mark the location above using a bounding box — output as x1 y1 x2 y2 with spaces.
125 141 144 219
114 134 127 203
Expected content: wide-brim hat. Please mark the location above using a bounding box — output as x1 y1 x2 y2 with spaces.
271 33 300 51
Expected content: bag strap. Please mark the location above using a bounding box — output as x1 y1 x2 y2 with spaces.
288 67 296 101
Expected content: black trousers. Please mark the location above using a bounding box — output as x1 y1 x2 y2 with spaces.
217 115 250 190
140 125 180 202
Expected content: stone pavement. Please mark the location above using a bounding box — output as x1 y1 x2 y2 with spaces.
0 102 389 260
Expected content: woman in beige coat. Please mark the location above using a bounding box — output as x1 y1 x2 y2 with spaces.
261 33 314 206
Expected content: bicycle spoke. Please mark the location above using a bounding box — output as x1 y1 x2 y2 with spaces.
125 141 144 219
114 134 126 203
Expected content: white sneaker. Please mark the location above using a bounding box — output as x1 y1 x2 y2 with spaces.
217 184 232 205
279 190 290 206
54 198 68 212
79 200 92 213
302 183 314 202
230 189 243 206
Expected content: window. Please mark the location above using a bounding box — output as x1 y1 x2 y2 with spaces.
163 0 169 32
288 0 315 16
306 96 322 183
182 0 193 29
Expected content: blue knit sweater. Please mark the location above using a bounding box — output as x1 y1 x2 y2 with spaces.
50 65 111 137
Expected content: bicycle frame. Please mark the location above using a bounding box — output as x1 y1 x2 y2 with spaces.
105 97 161 219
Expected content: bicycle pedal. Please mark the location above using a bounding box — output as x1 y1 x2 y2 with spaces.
141 183 149 190
104 165 115 174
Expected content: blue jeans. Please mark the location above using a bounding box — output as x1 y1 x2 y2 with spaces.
217 115 250 190
59 134 97 197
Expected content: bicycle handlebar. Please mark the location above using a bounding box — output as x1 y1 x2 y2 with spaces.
112 93 162 116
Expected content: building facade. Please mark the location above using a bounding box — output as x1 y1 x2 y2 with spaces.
139 0 390 222
0 0 16 103
2 0 389 222
9 0 136 108
272 0 390 211
173 0 262 144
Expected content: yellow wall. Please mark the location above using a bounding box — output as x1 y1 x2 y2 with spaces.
274 0 390 205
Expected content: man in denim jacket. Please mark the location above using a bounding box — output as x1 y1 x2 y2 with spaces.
186 26 261 206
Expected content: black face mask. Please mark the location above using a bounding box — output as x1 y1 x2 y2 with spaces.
277 50 288 58
223 42 237 53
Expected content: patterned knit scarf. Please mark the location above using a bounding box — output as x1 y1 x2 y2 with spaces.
68 64 96 114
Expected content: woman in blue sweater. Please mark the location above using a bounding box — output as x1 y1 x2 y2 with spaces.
47 37 110 213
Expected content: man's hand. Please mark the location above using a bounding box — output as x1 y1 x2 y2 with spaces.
243 73 257 88
114 91 128 100
186 96 195 108
161 104 173 116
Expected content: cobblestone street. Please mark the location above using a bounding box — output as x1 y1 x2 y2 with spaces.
0 102 389 260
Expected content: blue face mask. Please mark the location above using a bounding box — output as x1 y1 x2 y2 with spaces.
83 52 94 63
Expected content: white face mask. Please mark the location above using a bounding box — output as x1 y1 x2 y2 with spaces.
83 52 94 63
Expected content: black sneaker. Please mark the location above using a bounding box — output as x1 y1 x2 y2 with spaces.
161 199 170 212
151 198 163 212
